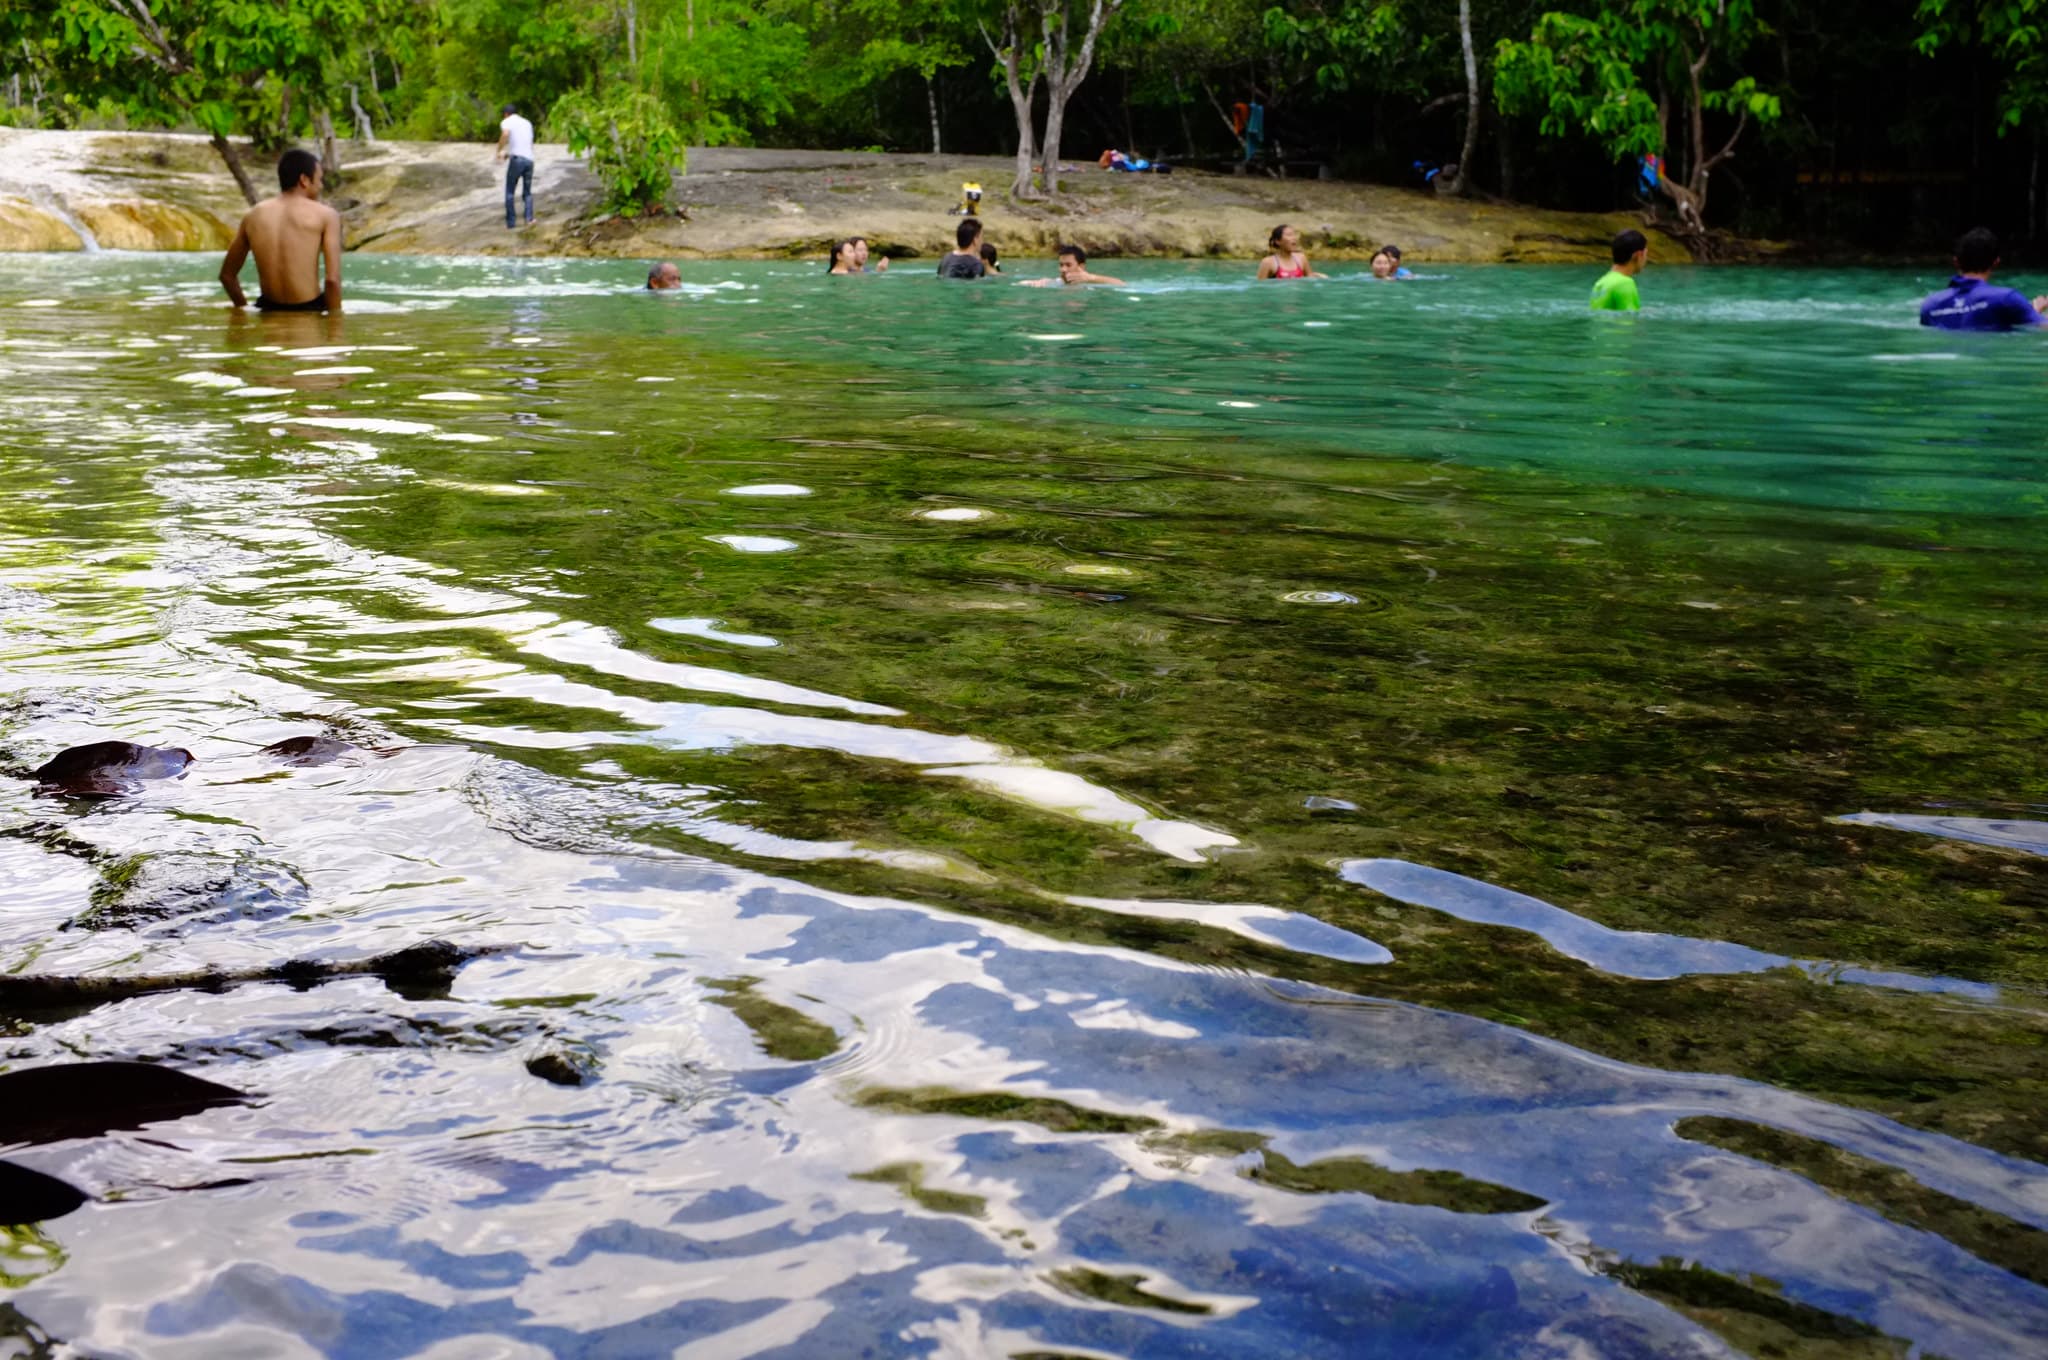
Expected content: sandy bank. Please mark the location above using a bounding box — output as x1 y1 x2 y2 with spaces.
0 127 1687 264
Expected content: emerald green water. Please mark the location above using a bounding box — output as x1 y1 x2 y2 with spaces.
1 254 2045 1357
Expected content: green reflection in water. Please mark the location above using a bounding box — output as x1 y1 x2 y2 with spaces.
1 256 2045 1179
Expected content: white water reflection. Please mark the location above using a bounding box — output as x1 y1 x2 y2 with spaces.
1343 859 2000 999
1839 811 2048 857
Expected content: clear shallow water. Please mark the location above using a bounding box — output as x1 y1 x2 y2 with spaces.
1 254 2046 1357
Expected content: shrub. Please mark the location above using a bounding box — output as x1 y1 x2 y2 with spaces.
547 90 685 217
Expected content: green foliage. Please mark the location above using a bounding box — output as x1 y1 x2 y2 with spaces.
548 87 686 214
1917 0 2048 135
1263 1 1421 94
1494 2 1779 160
641 0 810 145
1494 9 1662 156
34 0 373 136
1492 0 1780 223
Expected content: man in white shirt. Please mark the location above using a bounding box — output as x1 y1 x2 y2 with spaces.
496 104 536 229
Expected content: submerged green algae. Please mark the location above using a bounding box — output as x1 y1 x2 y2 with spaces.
1046 1268 1212 1316
854 1086 1162 1135
1249 1150 1547 1214
703 977 840 1061
850 1162 988 1218
1604 1258 1916 1360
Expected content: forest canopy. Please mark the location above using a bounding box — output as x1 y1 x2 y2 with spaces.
2 0 2041 250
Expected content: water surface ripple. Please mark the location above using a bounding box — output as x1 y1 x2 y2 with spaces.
1 255 2045 1358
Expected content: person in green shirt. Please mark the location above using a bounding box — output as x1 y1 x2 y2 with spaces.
1590 229 1648 312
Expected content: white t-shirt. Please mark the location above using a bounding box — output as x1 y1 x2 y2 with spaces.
501 114 534 160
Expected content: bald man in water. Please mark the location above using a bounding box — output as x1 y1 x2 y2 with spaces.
219 148 343 312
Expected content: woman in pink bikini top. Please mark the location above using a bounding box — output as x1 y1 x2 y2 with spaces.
1257 223 1325 280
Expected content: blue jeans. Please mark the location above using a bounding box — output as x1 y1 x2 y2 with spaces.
505 156 534 227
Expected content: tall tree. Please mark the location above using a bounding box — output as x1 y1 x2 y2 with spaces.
984 3 1043 195
1032 0 1127 195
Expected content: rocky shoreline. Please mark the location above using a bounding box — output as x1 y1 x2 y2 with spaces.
0 127 1691 264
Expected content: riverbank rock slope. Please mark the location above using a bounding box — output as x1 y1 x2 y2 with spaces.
0 127 1680 263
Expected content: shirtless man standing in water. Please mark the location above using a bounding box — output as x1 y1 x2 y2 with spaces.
219 148 342 312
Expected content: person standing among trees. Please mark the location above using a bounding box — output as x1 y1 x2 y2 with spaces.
218 148 342 313
496 103 536 230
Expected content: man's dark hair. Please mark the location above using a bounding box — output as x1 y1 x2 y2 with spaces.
1058 243 1087 264
277 148 320 191
1380 243 1402 260
956 218 982 249
502 103 518 116
1955 227 2001 273
1611 229 1648 265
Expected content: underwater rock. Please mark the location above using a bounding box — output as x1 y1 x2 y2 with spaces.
0 1062 248 1227
0 939 514 1010
30 741 193 798
259 735 370 766
0 1162 87 1225
0 1061 247 1146
73 850 308 932
525 1045 598 1087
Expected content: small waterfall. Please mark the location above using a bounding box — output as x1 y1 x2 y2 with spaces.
31 188 99 252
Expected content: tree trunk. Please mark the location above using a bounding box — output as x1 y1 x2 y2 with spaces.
349 84 376 142
211 133 260 207
1438 0 1481 196
317 109 340 187
1034 0 1125 201
927 74 941 154
986 8 1039 197
1011 80 1037 196
626 0 638 67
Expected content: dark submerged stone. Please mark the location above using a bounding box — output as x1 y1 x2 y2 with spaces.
258 735 365 766
30 741 193 798
0 1161 88 1225
0 1061 247 1146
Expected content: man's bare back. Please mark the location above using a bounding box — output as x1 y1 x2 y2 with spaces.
219 151 342 312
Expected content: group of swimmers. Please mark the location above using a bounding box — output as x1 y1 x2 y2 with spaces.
215 146 2048 329
1257 225 1413 281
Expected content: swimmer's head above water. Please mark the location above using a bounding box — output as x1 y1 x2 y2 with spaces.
277 147 323 199
1611 228 1649 272
646 261 682 290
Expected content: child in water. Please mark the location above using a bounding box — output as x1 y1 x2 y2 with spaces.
1590 230 1648 311
1370 246 1414 280
1257 225 1326 279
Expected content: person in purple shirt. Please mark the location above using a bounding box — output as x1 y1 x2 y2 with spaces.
1920 228 2048 330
